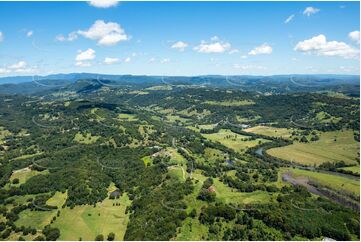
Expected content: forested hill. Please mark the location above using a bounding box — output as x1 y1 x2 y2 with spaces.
0 74 359 96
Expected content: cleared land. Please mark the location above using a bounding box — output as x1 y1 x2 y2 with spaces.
9 167 48 186
202 129 269 153
267 130 359 166
52 185 131 241
285 168 360 196
245 125 295 139
337 166 360 175
74 132 100 144
204 100 255 106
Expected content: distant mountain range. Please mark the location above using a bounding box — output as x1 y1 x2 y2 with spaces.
0 73 359 96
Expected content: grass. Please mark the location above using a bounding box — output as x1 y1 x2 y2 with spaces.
166 147 187 165
9 168 48 186
145 85 173 91
53 186 131 240
142 156 152 166
286 168 360 196
202 129 269 153
117 113 138 121
236 115 261 122
204 100 255 106
316 111 341 124
267 130 359 166
0 126 11 144
245 126 295 139
16 209 56 230
74 132 100 144
46 191 67 208
337 166 360 175
128 90 149 95
171 168 274 240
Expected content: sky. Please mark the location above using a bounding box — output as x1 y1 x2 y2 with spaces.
0 0 359 76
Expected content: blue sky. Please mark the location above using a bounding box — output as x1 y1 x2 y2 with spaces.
0 0 359 76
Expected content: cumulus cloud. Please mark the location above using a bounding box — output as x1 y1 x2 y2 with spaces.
56 32 78 42
303 7 320 16
294 34 359 59
103 57 119 65
349 31 360 44
88 0 118 8
1 61 37 74
124 57 131 63
76 48 96 61
8 61 27 69
248 43 273 55
148 57 156 63
228 49 239 54
171 41 188 51
26 31 33 37
78 20 128 46
75 48 95 67
75 62 91 67
0 32 3 42
284 14 295 24
194 38 231 53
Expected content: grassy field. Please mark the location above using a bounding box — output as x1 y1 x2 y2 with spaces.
9 168 48 186
53 185 131 241
337 166 360 175
117 113 138 121
16 209 57 230
73 132 100 144
245 125 295 139
46 191 67 207
267 130 359 166
285 168 360 196
204 100 255 106
202 129 269 153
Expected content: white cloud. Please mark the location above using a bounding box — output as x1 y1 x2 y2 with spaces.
303 7 320 17
75 61 91 67
1 61 37 74
104 57 119 65
26 31 33 37
349 31 360 44
161 58 170 63
171 41 188 51
76 48 96 61
240 55 248 59
284 14 295 24
228 49 239 54
0 68 10 74
194 38 231 53
88 0 118 8
124 57 131 63
56 32 78 42
294 34 359 59
0 32 3 42
78 20 128 46
211 36 219 41
248 43 273 55
8 61 27 69
148 57 156 63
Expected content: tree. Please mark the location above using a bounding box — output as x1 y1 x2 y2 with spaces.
95 234 104 241
12 178 19 184
43 227 60 241
107 232 115 241
189 208 197 218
